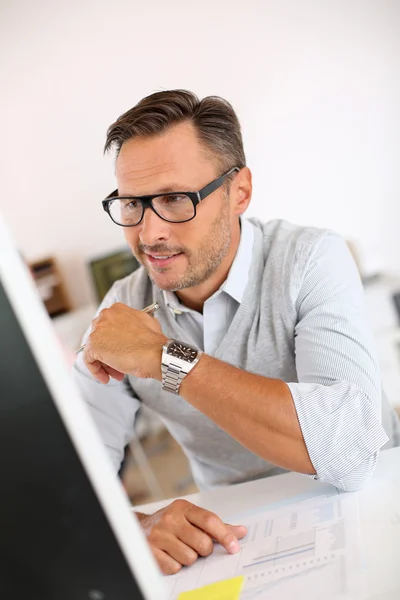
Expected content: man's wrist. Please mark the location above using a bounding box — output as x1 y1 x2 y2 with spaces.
150 334 168 382
179 352 209 395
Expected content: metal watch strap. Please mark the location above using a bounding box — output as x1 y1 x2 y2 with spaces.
161 362 187 395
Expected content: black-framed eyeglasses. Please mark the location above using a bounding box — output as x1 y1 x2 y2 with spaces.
102 167 240 227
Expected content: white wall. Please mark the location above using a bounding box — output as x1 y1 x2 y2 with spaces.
1 0 399 308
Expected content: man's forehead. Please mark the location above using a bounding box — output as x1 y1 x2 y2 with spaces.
116 157 176 181
117 132 197 175
116 165 188 195
115 126 217 192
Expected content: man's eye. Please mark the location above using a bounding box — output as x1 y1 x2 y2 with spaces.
121 199 139 209
164 195 184 203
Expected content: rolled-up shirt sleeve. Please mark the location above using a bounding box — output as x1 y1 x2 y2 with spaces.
287 232 388 491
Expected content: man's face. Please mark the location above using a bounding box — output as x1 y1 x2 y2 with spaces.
115 122 241 292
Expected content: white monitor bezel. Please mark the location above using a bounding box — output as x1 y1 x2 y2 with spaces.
0 212 166 600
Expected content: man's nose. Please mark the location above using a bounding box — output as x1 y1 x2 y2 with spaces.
138 206 171 246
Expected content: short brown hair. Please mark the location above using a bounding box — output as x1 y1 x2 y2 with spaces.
104 89 246 172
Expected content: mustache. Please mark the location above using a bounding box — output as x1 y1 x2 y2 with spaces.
138 244 185 255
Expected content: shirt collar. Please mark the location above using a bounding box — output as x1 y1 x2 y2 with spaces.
163 216 254 313
222 216 254 304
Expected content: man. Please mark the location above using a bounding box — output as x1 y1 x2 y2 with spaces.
73 90 399 575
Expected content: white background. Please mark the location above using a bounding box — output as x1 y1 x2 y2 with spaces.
1 0 399 308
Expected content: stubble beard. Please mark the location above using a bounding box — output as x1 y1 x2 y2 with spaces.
135 203 232 292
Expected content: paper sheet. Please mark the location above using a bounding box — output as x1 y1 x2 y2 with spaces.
165 494 366 600
224 484 338 522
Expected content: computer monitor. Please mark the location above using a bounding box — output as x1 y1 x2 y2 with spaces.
0 213 167 600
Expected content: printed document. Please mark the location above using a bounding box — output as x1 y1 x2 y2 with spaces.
164 494 365 600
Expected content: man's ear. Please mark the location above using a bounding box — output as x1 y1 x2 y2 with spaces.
231 167 252 215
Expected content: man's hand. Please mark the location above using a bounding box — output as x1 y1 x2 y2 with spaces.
136 500 247 575
82 303 168 384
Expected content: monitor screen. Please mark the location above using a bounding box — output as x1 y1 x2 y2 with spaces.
0 279 145 600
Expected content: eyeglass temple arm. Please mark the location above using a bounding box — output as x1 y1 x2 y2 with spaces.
197 167 240 201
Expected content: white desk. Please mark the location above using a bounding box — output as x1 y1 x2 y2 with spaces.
137 447 400 599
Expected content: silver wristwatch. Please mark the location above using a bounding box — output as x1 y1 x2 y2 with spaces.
161 339 203 395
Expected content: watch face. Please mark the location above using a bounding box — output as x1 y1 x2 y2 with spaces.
167 341 198 363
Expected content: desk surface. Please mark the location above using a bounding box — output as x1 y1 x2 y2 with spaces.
137 447 400 599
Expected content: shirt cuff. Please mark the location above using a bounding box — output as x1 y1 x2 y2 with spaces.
287 381 388 487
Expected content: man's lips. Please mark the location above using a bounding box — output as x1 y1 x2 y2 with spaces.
144 252 183 267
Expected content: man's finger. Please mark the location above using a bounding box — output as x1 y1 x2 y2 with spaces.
155 531 198 567
83 357 110 384
186 506 241 554
82 351 124 384
176 522 214 557
151 547 182 576
227 524 248 539
103 364 125 381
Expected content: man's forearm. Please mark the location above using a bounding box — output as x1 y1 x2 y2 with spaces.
179 354 315 475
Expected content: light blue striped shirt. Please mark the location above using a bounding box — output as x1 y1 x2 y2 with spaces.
73 218 399 492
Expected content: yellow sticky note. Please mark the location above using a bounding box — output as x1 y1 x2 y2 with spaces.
177 576 244 600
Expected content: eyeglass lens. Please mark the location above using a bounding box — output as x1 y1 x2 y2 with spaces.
108 194 195 225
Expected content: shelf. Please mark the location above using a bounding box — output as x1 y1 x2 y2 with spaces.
29 256 71 318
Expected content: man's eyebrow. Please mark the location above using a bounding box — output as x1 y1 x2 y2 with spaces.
154 184 189 193
120 183 194 196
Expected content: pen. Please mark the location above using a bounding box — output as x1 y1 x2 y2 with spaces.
75 301 160 354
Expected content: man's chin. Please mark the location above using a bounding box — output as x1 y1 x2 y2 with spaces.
146 270 183 292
